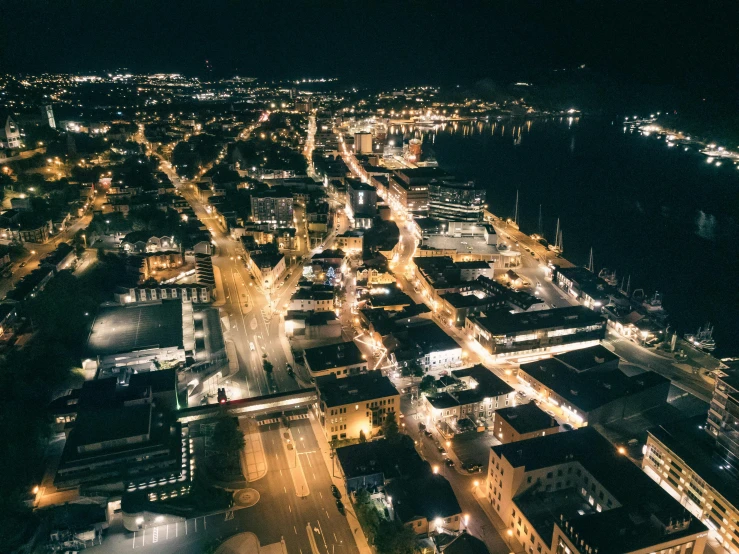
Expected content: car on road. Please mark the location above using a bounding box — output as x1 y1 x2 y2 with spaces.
19 261 26 268
516 390 527 398
336 499 345 514
250 342 255 351
562 423 574 431
331 484 341 499
437 445 447 455
463 463 482 473
444 458 455 467
546 410 556 418
423 430 433 438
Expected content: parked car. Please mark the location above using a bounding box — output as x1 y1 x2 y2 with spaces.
424 430 433 438
463 463 482 473
562 423 574 431
437 445 447 455
336 499 345 515
331 484 341 499
444 458 455 467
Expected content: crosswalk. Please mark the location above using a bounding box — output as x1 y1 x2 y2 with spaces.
257 413 309 427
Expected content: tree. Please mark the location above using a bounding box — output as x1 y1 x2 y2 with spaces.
358 430 367 443
382 411 400 443
263 359 273 373
401 360 424 380
211 417 245 473
420 375 436 395
374 519 417 554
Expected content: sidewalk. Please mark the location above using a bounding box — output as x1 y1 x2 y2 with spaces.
307 412 373 554
213 264 227 306
472 486 525 554
240 419 267 482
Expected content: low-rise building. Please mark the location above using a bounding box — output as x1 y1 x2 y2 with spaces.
315 370 399 441
288 286 334 312
492 403 559 444
335 230 364 254
83 300 196 378
304 340 367 379
386 473 463 536
487 427 707 554
114 284 213 304
518 345 669 426
248 252 286 290
285 310 342 339
465 306 606 360
423 365 514 430
391 321 463 371
53 370 187 497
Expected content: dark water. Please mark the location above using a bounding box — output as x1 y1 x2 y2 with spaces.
404 118 739 357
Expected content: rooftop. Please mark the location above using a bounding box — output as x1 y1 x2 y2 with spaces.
304 340 364 373
648 415 739 510
519 358 668 413
494 403 559 435
250 252 284 270
316 370 398 408
493 427 705 554
553 344 620 372
335 436 427 481
470 305 605 336
385 473 461 524
86 300 185 357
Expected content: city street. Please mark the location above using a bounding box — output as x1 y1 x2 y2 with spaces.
86 414 358 554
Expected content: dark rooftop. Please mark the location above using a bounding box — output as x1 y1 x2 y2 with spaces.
553 344 620 372
648 415 739 510
316 370 398 408
304 340 364 373
385 473 461 524
493 427 705 554
471 305 605 335
86 300 185 356
335 436 427 481
494 403 559 435
519 357 668 413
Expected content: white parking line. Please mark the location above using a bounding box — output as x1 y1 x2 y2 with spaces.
153 527 159 544
132 531 136 549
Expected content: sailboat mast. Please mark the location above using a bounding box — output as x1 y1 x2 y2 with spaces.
538 204 542 236
588 248 594 272
514 190 519 226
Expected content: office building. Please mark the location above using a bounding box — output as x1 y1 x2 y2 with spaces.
346 179 378 218
487 427 707 554
354 131 373 154
428 179 486 222
248 252 286 290
250 190 294 227
518 345 669 426
315 370 399 441
642 375 739 552
465 306 606 360
52 370 187 496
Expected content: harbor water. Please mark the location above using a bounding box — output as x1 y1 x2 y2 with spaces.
408 117 739 357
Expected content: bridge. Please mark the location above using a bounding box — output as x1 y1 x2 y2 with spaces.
176 388 318 423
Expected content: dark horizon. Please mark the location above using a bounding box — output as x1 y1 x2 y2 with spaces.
2 0 737 95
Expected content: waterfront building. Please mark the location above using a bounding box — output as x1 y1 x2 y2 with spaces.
487 427 707 554
643 375 739 552
428 179 486 222
518 345 670 426
465 306 606 360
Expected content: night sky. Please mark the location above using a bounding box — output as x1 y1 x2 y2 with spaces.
1 0 737 92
